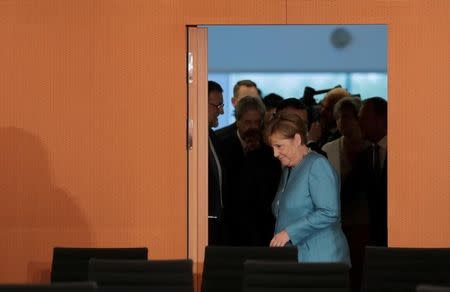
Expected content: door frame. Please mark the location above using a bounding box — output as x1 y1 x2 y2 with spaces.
187 26 208 291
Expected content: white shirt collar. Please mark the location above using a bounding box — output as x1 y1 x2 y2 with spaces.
378 135 387 149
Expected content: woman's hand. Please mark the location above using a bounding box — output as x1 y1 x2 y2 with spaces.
270 230 290 247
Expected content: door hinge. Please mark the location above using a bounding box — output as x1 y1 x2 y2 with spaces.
188 52 194 84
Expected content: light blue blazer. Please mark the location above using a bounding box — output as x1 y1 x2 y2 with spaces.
272 152 351 265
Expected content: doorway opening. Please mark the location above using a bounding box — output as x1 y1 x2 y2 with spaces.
188 24 387 291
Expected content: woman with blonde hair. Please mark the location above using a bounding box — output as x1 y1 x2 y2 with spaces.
266 112 350 264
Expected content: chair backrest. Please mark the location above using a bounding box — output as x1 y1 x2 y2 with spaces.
201 246 298 292
417 285 450 292
362 246 450 292
51 247 148 282
243 260 350 292
88 259 193 292
0 282 97 292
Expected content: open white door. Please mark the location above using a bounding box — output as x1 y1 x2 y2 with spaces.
187 26 208 291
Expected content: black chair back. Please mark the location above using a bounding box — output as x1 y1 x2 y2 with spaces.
51 247 148 282
88 258 193 292
201 246 298 292
417 285 450 292
362 246 450 292
243 260 350 292
0 282 97 292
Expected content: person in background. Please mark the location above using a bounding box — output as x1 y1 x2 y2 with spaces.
357 97 388 246
216 80 259 142
322 96 368 183
276 98 309 126
341 96 387 291
262 93 284 126
207 80 226 245
266 112 350 265
317 87 351 147
322 96 370 291
220 96 281 246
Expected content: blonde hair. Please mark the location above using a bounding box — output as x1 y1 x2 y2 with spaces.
264 112 308 145
322 88 351 110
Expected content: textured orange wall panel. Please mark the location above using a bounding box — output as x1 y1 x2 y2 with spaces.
0 0 189 282
0 0 285 283
180 0 286 24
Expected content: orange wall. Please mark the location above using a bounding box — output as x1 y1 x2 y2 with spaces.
0 0 448 283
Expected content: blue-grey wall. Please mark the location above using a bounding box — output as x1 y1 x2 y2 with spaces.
206 25 387 73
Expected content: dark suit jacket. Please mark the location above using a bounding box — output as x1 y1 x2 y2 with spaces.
208 129 223 220
208 129 227 245
215 122 237 143
219 130 281 246
346 146 387 246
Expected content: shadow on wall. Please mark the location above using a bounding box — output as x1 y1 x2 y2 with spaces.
0 127 91 283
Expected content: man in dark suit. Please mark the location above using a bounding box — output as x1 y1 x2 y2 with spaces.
220 96 281 246
358 97 388 246
341 97 387 291
215 80 259 142
208 81 226 245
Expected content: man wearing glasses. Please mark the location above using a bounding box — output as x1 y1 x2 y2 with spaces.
216 79 260 143
207 81 226 245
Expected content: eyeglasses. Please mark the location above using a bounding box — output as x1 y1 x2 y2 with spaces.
209 102 224 110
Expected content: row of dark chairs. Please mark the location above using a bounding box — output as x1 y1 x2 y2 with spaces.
1 246 450 291
2 282 447 292
0 283 98 292
51 247 149 282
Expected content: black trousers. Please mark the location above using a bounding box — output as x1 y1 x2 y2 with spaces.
208 218 225 246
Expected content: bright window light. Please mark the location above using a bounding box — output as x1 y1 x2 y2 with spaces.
209 72 387 129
